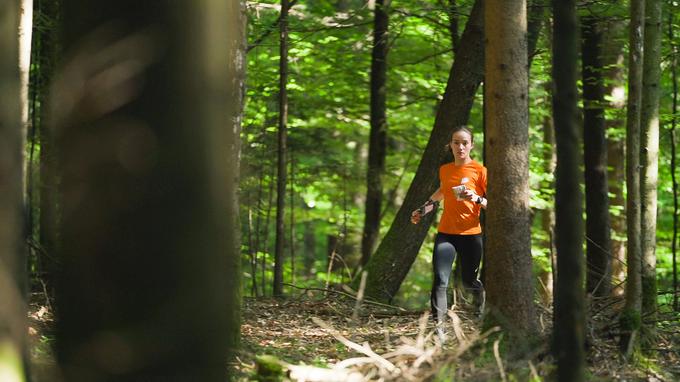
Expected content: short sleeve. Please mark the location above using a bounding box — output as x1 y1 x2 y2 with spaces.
479 166 487 196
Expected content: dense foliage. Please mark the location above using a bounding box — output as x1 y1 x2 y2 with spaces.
239 0 680 311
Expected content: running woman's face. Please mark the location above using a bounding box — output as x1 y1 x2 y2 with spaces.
450 130 473 161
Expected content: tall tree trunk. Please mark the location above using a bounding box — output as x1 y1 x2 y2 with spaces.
484 0 536 339
19 0 33 200
581 14 612 297
362 0 485 302
54 0 240 378
38 0 61 295
0 1 28 379
552 0 585 380
448 0 460 53
540 86 556 305
670 9 679 312
289 153 296 285
361 0 389 267
621 0 645 355
274 0 289 297
227 0 246 358
602 18 627 297
639 0 662 340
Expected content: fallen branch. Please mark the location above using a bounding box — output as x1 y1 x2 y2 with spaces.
312 316 398 373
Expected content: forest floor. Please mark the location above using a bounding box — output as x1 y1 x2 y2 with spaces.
232 290 680 381
25 290 680 381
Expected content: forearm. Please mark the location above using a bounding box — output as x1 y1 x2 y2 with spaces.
429 188 443 202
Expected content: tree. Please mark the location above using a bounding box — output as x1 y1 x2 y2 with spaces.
19 0 32 198
361 0 545 302
37 0 61 294
53 1 240 378
621 0 645 355
640 0 662 338
274 0 289 297
582 13 612 297
602 18 627 297
552 0 585 380
227 0 247 361
484 0 536 339
360 0 389 267
362 0 485 301
670 5 680 312
0 1 27 380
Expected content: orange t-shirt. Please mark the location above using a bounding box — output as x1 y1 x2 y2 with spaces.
437 160 487 235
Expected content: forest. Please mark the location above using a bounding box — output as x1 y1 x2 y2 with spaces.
0 0 679 381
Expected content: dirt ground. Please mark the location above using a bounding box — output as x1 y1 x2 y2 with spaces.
233 291 680 381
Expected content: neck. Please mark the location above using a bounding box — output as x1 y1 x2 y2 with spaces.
454 157 472 166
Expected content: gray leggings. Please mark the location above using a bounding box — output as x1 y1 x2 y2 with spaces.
430 232 484 322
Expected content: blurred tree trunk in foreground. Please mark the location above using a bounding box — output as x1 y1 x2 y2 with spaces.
0 0 28 380
53 0 242 379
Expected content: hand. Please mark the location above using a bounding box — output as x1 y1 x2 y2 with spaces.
410 209 422 224
462 189 478 202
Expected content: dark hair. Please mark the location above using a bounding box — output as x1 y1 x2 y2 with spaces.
444 125 475 155
451 125 474 143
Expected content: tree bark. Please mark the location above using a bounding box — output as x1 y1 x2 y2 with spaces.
484 0 536 339
361 0 389 267
552 0 585 380
0 0 28 379
670 9 679 312
581 14 612 297
640 0 662 338
54 0 240 378
621 0 645 355
19 0 33 200
362 0 485 302
37 0 61 295
540 85 556 305
602 19 627 297
274 0 289 297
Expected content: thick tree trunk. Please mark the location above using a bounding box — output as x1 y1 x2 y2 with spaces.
621 0 645 355
640 0 662 339
362 0 485 302
581 15 612 297
54 1 240 378
274 0 289 297
552 0 585 380
0 1 28 379
361 0 389 267
484 0 536 339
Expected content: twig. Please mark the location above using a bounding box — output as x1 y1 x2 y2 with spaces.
493 337 507 382
312 317 398 373
352 271 368 322
282 282 408 312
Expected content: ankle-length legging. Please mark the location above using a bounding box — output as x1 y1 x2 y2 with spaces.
430 232 483 322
